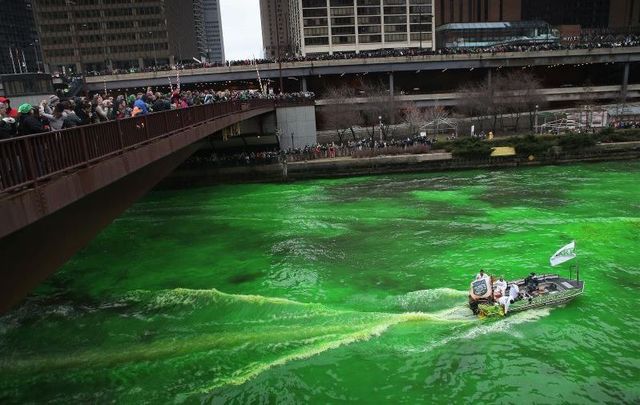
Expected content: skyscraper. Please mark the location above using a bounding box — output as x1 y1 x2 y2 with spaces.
0 0 43 74
33 0 207 74
260 0 293 59
202 0 226 64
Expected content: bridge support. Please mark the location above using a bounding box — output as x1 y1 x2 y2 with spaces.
389 72 395 97
622 62 630 103
301 76 308 92
487 69 493 88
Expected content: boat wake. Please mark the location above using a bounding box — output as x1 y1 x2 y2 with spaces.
0 287 544 402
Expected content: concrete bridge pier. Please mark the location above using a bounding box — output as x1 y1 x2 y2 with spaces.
301 76 308 92
389 72 395 96
622 62 630 102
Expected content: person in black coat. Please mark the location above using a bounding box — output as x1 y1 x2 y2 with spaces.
17 104 45 136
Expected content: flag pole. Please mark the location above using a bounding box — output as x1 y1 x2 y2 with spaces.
574 240 579 282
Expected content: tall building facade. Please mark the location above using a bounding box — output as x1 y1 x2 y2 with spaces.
260 0 293 59
0 0 43 74
33 0 207 74
435 0 521 26
202 0 225 63
283 0 436 56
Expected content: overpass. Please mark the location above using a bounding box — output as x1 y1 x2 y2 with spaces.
315 84 640 107
0 100 292 312
85 47 640 93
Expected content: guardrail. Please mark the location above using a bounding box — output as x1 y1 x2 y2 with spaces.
0 99 275 194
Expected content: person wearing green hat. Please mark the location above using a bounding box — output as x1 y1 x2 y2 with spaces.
17 103 45 136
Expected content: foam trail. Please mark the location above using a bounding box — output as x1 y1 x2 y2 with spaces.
404 307 553 354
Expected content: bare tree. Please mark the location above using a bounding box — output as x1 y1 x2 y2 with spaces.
359 79 398 141
321 85 363 142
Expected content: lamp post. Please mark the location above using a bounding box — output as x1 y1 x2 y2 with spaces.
534 104 539 134
379 115 384 141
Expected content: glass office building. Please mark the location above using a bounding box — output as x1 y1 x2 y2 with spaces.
436 20 557 48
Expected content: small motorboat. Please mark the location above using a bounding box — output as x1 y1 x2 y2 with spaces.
468 241 585 317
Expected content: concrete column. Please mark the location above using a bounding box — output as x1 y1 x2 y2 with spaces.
138 58 145 69
487 68 492 88
389 72 394 97
301 76 308 92
622 62 630 101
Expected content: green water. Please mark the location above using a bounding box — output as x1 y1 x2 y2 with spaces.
1 161 639 404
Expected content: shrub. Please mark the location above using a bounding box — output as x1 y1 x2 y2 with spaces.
450 138 493 159
557 132 596 150
511 134 556 157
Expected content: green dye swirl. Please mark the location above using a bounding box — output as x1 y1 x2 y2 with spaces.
1 161 639 404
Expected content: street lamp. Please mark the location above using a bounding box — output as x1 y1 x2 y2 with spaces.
534 105 539 134
379 115 383 141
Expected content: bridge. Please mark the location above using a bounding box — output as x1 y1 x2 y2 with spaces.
85 47 640 94
0 99 300 312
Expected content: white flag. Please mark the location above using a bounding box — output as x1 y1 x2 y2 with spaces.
550 241 576 267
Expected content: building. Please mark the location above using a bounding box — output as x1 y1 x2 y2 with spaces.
202 0 226 64
608 0 640 29
0 0 43 75
33 0 207 74
434 0 522 26
260 0 293 59
279 0 435 56
436 1 640 31
521 0 610 29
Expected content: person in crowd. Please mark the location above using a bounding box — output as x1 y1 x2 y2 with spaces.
17 104 45 136
133 94 149 115
39 102 67 131
94 98 110 122
0 97 18 118
62 101 82 128
0 116 17 139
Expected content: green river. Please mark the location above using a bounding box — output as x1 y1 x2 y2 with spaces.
1 161 639 404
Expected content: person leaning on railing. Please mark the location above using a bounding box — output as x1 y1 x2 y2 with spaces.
17 104 46 137
0 102 17 139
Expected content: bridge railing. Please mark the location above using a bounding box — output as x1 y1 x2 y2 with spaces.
0 99 274 194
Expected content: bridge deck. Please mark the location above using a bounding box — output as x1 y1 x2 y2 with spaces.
0 100 277 239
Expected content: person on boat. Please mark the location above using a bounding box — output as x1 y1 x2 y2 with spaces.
494 276 507 296
508 283 520 302
475 269 490 281
524 272 538 293
498 295 511 314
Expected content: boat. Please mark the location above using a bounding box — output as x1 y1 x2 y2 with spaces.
469 241 585 317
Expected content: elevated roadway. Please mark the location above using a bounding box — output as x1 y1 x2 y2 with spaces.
85 47 640 92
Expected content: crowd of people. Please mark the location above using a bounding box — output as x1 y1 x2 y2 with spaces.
0 90 315 139
78 33 640 78
189 135 440 167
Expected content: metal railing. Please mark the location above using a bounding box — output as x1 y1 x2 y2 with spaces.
0 99 274 194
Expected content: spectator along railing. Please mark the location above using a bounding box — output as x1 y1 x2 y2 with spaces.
0 99 274 194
